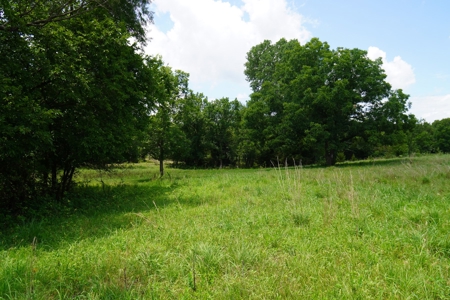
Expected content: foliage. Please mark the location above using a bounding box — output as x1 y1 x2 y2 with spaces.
0 0 153 43
203 98 242 167
243 38 415 166
414 120 437 153
433 118 450 153
0 1 155 211
143 64 190 176
154 93 243 169
174 92 209 167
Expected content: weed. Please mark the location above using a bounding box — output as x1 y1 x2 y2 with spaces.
292 212 310 227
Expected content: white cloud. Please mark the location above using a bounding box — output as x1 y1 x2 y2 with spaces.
144 0 312 99
409 94 450 122
236 92 249 103
367 46 416 91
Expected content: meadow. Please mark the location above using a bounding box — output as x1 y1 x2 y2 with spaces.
1 155 449 299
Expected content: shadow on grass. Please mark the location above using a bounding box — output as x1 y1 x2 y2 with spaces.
335 157 413 168
0 179 200 252
266 157 410 171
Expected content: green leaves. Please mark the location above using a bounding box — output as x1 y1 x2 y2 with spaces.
433 118 450 153
0 0 156 209
204 98 242 167
243 38 413 165
0 0 153 43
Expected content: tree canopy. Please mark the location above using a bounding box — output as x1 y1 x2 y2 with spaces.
243 38 413 165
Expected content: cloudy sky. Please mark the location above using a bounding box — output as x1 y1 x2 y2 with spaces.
144 0 450 123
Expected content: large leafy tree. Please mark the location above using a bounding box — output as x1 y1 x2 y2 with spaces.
38 16 157 199
243 38 412 165
0 0 155 210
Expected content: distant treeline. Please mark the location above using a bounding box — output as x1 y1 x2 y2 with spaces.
142 38 450 170
143 90 449 170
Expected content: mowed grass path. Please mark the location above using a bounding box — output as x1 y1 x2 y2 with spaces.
1 156 450 299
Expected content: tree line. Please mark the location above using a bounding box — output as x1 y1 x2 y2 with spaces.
143 38 450 171
1 1 449 214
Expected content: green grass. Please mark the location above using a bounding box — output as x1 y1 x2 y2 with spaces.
1 155 450 299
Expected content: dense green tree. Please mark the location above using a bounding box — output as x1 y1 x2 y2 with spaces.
174 92 209 167
237 97 270 166
433 118 450 153
413 120 436 153
0 0 155 210
148 93 243 169
361 89 415 157
204 98 242 167
243 38 413 165
244 39 297 93
243 39 301 164
39 17 158 198
0 21 57 210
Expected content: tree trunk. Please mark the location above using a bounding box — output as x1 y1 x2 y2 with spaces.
159 139 164 177
324 141 336 166
51 163 57 195
325 152 335 166
159 159 164 177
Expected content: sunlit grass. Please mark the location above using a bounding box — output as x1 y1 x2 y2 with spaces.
1 155 450 298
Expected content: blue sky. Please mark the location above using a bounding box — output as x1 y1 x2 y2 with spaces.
145 0 450 122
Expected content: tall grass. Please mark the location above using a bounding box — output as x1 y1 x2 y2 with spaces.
1 156 449 299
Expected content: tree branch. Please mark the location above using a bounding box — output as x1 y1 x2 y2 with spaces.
0 0 108 32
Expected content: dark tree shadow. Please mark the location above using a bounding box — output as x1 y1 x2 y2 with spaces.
0 180 202 251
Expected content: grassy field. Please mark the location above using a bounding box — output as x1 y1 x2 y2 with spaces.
1 155 450 299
